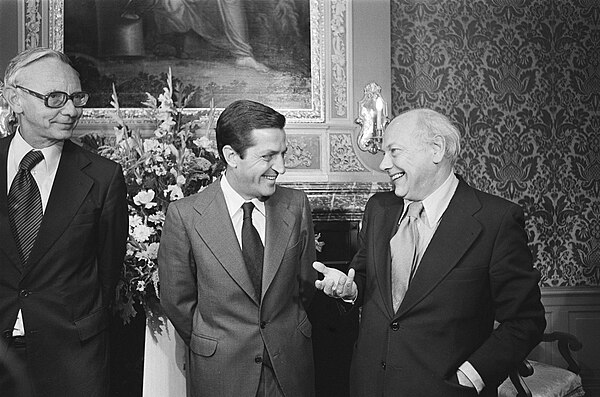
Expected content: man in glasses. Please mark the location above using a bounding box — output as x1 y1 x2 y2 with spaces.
0 47 128 397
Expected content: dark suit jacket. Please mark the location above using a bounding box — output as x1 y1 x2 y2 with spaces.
0 135 128 397
158 180 317 397
349 178 546 397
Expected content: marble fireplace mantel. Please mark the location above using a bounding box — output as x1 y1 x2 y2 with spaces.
282 182 392 222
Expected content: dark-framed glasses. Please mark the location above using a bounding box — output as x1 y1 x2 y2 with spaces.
14 85 89 108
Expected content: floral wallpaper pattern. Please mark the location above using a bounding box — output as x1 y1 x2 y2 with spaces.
391 0 599 287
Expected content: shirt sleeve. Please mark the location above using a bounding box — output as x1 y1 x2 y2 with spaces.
458 361 485 394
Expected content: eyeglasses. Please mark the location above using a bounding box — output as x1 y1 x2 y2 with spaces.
14 85 89 108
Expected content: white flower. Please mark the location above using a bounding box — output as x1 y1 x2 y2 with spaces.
152 164 168 176
146 242 160 260
129 214 143 228
143 139 161 153
148 211 165 224
136 281 146 292
158 117 176 132
133 190 157 209
135 242 159 261
132 224 154 242
165 184 184 201
193 136 212 149
151 269 160 296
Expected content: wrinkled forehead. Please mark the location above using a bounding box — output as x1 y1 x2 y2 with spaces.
14 58 81 90
382 115 420 146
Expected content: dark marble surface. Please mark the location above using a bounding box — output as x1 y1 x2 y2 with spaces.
282 182 392 221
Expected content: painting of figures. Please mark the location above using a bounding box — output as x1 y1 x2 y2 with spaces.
62 0 319 118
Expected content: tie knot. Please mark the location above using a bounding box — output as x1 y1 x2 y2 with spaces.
20 150 44 172
242 202 255 219
406 201 423 220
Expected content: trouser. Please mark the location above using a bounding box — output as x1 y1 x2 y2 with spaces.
0 333 35 397
256 363 284 397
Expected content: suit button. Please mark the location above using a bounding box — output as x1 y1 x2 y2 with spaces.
19 290 30 297
260 321 267 329
390 321 399 331
255 356 263 364
381 361 386 370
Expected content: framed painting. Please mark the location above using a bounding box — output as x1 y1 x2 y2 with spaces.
39 0 324 125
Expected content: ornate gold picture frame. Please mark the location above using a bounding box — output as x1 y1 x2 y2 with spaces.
21 0 325 125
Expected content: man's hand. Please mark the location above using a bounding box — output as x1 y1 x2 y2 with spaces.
313 261 358 301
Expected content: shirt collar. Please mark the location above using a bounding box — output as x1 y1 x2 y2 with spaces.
10 128 63 173
404 172 459 228
220 173 266 217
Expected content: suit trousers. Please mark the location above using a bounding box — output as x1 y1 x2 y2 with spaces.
0 335 35 397
256 364 284 397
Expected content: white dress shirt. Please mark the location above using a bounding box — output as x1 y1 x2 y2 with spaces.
220 173 266 246
7 130 63 336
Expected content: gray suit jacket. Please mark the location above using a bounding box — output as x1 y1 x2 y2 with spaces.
158 180 317 396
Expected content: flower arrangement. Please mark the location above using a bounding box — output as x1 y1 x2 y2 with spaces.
98 69 223 325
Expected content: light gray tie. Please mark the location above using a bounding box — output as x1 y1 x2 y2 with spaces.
390 201 424 312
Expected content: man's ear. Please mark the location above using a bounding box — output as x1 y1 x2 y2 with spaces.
431 134 446 164
2 86 23 114
222 145 240 168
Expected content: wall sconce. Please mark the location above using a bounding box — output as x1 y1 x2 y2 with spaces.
355 82 389 154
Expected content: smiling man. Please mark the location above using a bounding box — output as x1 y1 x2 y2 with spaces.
314 108 545 396
0 48 128 397
158 100 317 396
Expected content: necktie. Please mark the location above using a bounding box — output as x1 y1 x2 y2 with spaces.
8 150 45 266
242 202 264 299
390 201 424 312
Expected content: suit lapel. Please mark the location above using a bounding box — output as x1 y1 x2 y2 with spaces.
193 182 259 304
0 135 23 269
25 141 94 273
395 180 482 318
373 194 404 318
263 192 294 299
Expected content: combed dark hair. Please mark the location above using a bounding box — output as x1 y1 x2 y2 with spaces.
216 100 285 160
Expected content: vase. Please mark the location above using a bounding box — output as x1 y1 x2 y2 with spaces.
142 301 187 397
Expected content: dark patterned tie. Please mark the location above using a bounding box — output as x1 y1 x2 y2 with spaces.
8 150 44 266
390 201 424 312
242 202 264 300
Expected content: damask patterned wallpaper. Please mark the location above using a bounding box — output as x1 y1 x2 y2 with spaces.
390 0 599 287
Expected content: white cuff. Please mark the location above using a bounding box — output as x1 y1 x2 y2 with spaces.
458 361 485 394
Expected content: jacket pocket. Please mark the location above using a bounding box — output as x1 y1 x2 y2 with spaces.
74 306 109 341
70 210 99 226
190 333 218 357
297 315 312 338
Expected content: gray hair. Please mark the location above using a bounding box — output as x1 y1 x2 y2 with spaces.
4 47 73 87
403 108 462 165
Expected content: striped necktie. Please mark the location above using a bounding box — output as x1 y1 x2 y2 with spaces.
8 150 44 266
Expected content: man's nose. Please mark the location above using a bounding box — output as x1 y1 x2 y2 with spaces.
272 154 286 175
379 151 391 172
61 98 80 117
